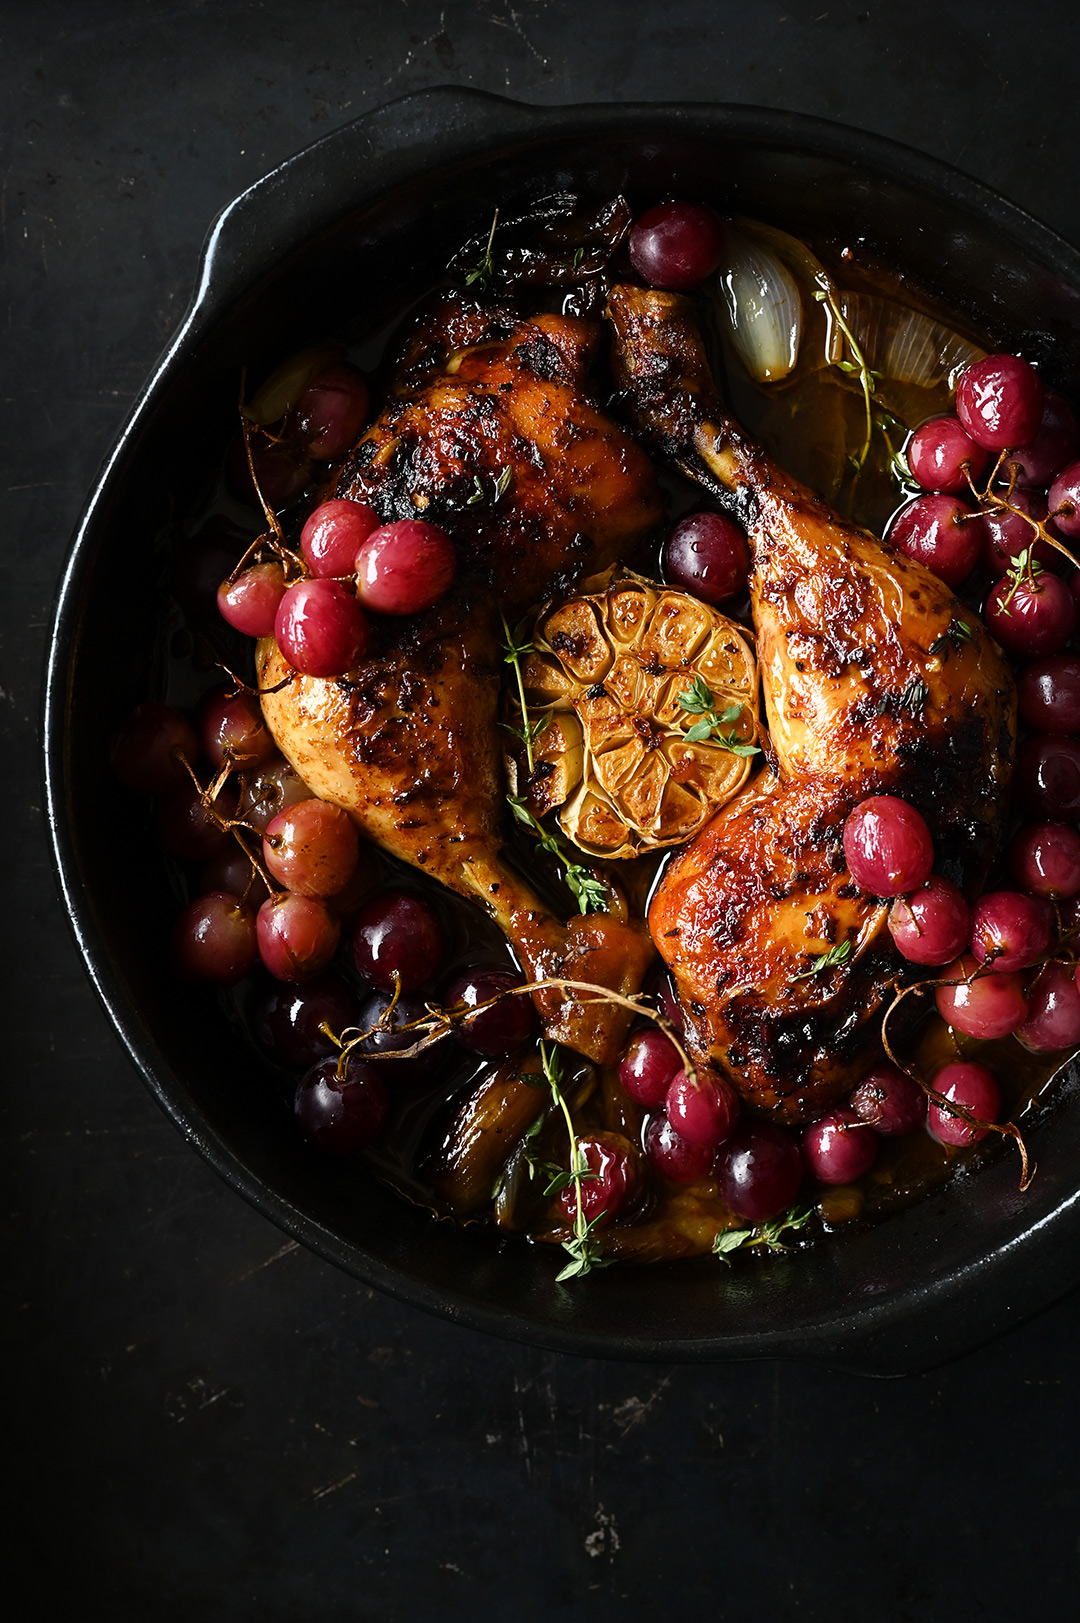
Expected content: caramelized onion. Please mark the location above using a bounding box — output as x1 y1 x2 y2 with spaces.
717 225 803 382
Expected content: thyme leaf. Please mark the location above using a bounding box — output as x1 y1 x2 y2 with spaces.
506 793 609 915
464 209 499 287
466 475 485 506
677 679 760 757
792 939 853 981
533 1039 611 1283
713 1203 813 1261
493 464 513 501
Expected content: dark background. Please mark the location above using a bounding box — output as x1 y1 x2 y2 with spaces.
5 3 1080 1618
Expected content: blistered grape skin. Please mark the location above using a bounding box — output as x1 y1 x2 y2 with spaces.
557 1133 639 1228
262 798 359 899
294 1055 388 1155
843 796 934 897
217 563 287 637
955 353 1044 451
970 889 1053 973
172 892 257 985
935 954 1028 1039
887 876 971 966
927 1061 1001 1147
850 1064 927 1138
644 1113 717 1183
1009 822 1080 901
665 1070 739 1148
628 201 725 290
802 1108 877 1184
619 1028 684 1108
716 1122 803 1224
1017 964 1080 1052
256 892 341 983
301 498 380 578
111 702 199 796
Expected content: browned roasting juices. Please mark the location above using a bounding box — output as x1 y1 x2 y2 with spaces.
119 197 1080 1275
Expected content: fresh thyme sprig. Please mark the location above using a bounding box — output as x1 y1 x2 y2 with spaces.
713 1204 812 1261
677 676 760 756
814 286 879 472
506 793 608 913
467 466 513 507
465 209 499 287
536 1041 611 1283
499 613 550 775
996 544 1042 616
792 939 853 980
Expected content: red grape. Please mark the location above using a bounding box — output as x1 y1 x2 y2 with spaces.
1018 963 1080 1051
887 875 971 965
628 201 725 291
199 845 270 909
274 577 369 677
172 892 257 985
237 755 312 833
111 702 198 796
970 889 1052 972
619 1028 684 1108
262 798 359 898
644 1113 716 1183
802 1108 877 1184
217 562 287 637
956 353 1044 451
927 1061 1000 1147
256 892 340 982
1048 459 1080 539
665 1069 739 1148
843 795 934 897
250 971 358 1068
444 966 538 1057
199 688 275 771
354 519 456 616
300 498 380 578
172 521 250 623
351 889 444 992
716 1122 803 1224
1009 822 1080 901
156 780 236 862
984 569 1075 658
290 363 369 460
935 954 1028 1038
642 963 686 1035
227 433 311 510
1017 656 1080 734
1014 735 1080 821
999 391 1079 489
662 511 750 604
850 1064 927 1138
907 415 989 494
294 1055 388 1155
557 1133 639 1228
353 986 449 1083
887 494 983 585
981 490 1060 577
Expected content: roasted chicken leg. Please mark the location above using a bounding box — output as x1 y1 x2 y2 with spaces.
260 299 662 1060
608 284 1015 1121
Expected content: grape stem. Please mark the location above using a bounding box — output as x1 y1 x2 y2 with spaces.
967 453 1079 574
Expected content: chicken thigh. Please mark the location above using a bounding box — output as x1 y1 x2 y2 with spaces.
260 298 662 1060
608 284 1015 1121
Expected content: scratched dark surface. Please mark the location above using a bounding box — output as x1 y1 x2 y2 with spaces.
5 3 1080 1618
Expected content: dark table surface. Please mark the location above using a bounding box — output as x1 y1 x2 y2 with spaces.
6 3 1080 1618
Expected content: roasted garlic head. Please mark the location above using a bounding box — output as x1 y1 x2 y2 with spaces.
506 570 759 858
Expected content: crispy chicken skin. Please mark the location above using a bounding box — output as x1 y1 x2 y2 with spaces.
609 284 1015 1121
260 299 661 1061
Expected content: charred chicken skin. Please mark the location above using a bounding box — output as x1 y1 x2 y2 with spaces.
259 298 662 1061
608 284 1015 1122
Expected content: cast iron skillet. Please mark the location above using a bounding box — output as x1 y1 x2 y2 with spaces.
44 89 1080 1375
